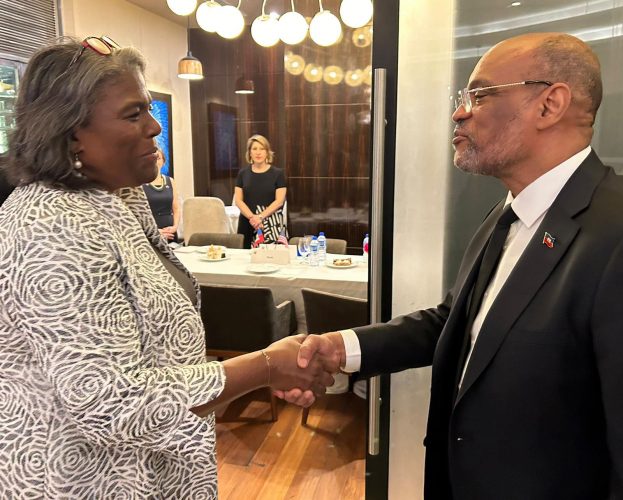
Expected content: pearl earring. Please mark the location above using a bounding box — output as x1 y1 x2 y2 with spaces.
73 154 83 170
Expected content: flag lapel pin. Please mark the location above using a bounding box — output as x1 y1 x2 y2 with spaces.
542 232 555 248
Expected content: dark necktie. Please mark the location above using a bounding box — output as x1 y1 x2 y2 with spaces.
465 204 519 336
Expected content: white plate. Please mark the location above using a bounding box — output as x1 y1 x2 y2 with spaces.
246 263 279 274
326 260 358 269
199 256 230 262
173 246 195 254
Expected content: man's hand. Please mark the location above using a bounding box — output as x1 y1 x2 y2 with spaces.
273 332 346 406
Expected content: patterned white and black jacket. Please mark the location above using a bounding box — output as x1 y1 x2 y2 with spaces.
0 182 225 499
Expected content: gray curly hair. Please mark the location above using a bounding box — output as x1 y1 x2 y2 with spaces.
2 36 147 189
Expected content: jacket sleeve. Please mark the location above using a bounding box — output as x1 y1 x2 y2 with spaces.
354 292 452 377
8 213 225 452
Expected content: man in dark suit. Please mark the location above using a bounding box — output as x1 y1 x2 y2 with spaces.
277 33 623 499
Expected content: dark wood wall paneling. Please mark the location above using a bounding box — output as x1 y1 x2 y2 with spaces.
190 0 371 252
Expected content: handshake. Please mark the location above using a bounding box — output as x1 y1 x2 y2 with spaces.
264 333 346 408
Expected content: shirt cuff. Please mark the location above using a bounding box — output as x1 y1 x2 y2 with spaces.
340 329 361 373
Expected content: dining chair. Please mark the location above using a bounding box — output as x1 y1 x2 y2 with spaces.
199 284 298 421
300 288 369 425
187 232 244 248
289 237 347 254
182 197 232 244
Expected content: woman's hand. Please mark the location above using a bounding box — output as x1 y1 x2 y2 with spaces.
263 334 338 399
159 227 176 241
249 214 263 230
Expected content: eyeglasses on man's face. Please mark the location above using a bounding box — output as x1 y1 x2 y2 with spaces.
68 35 121 69
454 80 553 113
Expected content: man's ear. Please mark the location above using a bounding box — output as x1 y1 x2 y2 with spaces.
536 83 571 129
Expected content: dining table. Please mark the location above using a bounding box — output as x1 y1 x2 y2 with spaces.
174 247 368 333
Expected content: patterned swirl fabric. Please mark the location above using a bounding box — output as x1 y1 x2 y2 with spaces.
0 182 225 499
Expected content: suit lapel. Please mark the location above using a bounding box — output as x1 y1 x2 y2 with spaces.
455 152 608 403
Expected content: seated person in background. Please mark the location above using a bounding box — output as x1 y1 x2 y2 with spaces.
142 147 179 241
235 134 287 248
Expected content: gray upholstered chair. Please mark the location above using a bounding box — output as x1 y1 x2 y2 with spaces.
289 236 348 254
199 284 297 421
300 287 368 425
187 232 244 248
182 197 232 243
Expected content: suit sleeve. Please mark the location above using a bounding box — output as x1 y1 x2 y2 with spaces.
591 237 623 495
354 292 452 377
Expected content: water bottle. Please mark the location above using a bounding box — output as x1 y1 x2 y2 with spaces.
317 231 327 262
309 236 319 266
362 233 369 263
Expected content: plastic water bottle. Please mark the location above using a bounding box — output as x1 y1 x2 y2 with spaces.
362 233 369 263
317 232 327 262
309 236 319 266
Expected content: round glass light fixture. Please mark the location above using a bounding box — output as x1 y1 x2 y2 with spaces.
278 11 308 45
339 0 373 28
323 65 344 85
309 10 342 47
285 53 305 75
251 14 281 47
303 63 323 83
196 1 221 32
216 5 245 39
167 0 198 16
352 25 372 47
345 69 363 87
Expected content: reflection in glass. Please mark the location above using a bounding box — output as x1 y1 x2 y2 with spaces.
285 53 306 75
323 65 344 85
303 63 323 83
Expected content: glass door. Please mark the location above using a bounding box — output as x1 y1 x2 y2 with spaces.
0 60 20 155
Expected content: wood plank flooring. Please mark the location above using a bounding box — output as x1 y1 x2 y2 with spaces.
215 390 366 499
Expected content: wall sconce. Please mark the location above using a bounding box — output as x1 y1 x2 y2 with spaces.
309 0 342 47
251 0 280 47
216 1 245 39
167 0 197 16
196 0 221 32
178 17 204 80
339 0 373 28
235 77 255 94
278 0 308 45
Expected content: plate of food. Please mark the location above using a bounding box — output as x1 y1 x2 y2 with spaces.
326 257 358 269
246 263 279 274
199 245 228 261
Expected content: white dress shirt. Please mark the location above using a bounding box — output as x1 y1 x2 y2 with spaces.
341 146 592 375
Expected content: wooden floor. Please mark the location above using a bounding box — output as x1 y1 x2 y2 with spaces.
215 390 366 500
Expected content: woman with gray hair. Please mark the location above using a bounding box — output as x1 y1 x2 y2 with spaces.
0 37 333 498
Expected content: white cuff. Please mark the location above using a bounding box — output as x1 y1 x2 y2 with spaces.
340 329 362 373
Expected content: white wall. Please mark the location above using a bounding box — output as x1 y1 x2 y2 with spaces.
389 0 455 497
60 0 195 202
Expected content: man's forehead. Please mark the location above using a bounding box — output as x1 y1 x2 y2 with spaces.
468 44 533 85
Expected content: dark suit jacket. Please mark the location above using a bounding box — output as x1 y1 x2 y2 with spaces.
355 152 623 500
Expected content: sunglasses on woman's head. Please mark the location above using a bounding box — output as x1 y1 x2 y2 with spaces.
68 35 121 69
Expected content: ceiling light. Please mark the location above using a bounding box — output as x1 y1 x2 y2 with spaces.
167 0 198 16
285 53 305 75
251 1 280 47
196 1 222 32
339 0 373 29
216 4 245 39
510 1 522 6
278 2 308 45
235 77 255 94
178 17 204 80
309 3 342 47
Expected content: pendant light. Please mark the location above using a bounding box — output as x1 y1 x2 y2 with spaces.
309 0 342 47
196 0 222 33
217 0 245 39
167 0 198 16
235 77 255 94
278 0 308 45
339 0 373 29
178 17 204 80
251 0 280 47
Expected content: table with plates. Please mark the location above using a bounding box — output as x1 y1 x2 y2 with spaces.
174 247 368 333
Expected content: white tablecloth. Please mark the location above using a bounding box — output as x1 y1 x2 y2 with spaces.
174 247 368 333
